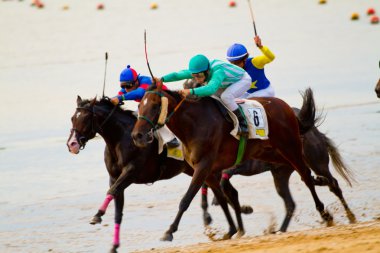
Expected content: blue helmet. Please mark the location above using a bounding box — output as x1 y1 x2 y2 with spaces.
226 43 248 61
120 65 138 82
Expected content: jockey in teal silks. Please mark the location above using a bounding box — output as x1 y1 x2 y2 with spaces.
155 54 251 136
226 36 275 98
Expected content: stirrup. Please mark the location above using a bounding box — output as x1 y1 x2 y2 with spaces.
166 138 180 148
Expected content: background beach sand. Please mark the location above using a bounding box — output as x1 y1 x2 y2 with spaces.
0 0 379 252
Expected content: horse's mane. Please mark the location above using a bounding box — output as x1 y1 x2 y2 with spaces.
79 97 137 120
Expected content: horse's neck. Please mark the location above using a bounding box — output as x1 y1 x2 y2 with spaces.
167 98 225 142
95 109 135 145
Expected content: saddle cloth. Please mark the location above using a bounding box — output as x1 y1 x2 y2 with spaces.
155 125 185 161
211 96 269 140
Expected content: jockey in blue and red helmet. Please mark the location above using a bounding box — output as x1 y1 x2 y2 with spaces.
226 36 275 98
111 65 168 105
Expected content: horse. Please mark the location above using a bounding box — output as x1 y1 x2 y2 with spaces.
132 85 334 241
201 108 356 232
375 61 380 98
66 96 244 253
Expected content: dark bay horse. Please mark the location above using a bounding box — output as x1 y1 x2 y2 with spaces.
203 109 356 232
132 86 334 241
66 97 241 253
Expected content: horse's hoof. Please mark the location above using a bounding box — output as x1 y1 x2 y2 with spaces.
348 212 357 224
241 205 253 214
160 232 173 241
109 245 119 253
236 229 245 238
322 210 334 226
109 244 119 253
203 213 213 226
222 233 233 240
89 215 102 225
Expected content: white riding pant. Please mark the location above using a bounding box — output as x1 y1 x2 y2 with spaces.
216 72 251 111
240 84 275 98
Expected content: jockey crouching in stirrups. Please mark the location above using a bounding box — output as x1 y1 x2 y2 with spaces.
155 54 251 137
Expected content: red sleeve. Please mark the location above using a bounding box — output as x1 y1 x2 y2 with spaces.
162 84 169 90
140 84 150 90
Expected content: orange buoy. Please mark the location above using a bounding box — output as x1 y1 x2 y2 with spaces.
367 8 376 15
97 3 104 10
319 0 327 4
370 16 379 24
351 13 360 20
229 1 236 7
32 0 44 8
150 2 158 9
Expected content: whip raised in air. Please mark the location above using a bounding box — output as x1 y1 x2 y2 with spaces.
247 0 258 36
144 30 156 85
102 52 108 98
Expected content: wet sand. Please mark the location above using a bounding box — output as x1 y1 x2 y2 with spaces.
139 220 380 253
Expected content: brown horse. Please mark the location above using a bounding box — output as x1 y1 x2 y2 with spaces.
67 96 241 253
132 85 333 241
203 108 356 232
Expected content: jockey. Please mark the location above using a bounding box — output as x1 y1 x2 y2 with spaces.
111 65 179 147
226 36 275 98
111 65 168 105
155 54 251 136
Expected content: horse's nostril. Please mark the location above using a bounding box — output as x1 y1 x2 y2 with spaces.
70 142 78 147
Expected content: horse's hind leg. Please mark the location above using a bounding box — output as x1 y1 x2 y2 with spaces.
200 183 213 226
279 149 334 226
312 165 356 223
270 165 296 232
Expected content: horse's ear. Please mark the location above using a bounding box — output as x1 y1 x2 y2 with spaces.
90 96 97 106
77 95 82 106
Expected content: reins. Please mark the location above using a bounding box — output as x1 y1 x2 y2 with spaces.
138 90 186 131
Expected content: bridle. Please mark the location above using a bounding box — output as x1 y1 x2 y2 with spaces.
70 101 118 150
137 90 186 132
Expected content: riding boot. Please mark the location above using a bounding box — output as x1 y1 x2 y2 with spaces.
166 137 180 148
232 108 249 137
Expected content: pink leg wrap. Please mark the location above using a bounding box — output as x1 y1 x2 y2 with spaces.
222 173 231 180
113 223 120 246
99 194 114 212
201 187 208 195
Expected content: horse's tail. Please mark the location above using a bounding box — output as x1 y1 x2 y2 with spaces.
297 88 321 134
323 133 356 187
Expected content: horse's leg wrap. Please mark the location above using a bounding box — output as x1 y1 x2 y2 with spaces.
113 223 120 246
99 194 114 212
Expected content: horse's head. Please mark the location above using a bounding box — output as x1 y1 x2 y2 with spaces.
132 85 172 148
375 79 380 98
67 96 97 154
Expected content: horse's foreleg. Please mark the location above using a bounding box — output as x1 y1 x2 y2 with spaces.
90 165 134 225
200 184 212 226
271 166 295 232
161 167 211 242
109 192 124 253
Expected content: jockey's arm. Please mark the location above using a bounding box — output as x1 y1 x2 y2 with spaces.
117 87 146 102
251 46 275 69
191 70 225 97
162 70 192 82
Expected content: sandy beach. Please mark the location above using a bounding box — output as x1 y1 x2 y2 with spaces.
0 0 379 253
